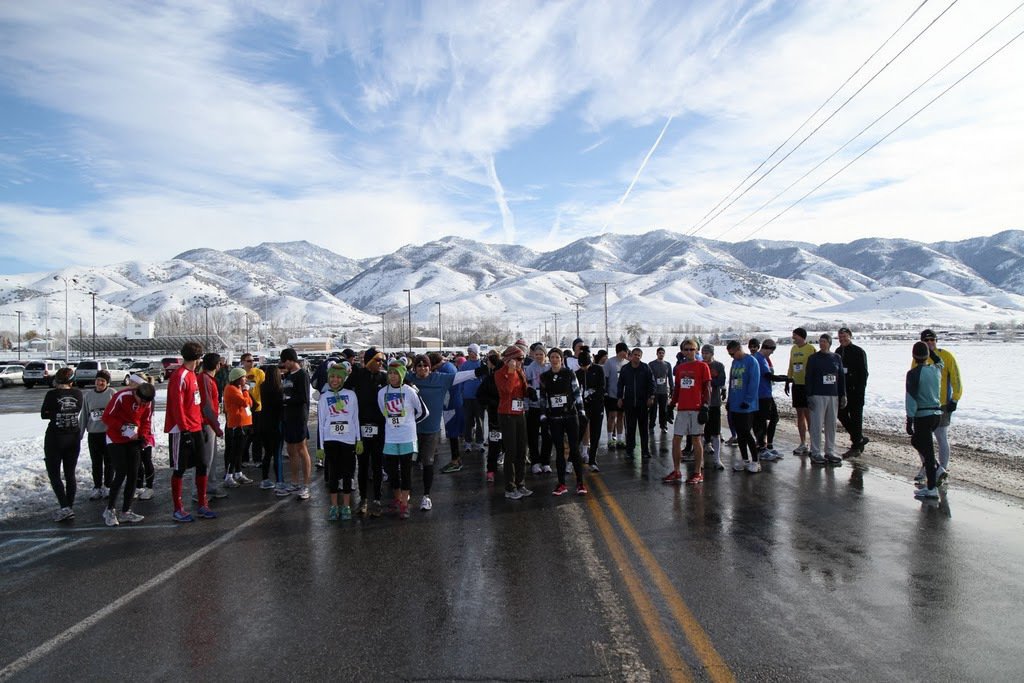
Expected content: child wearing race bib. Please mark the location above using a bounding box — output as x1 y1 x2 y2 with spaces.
80 370 116 501
318 362 362 521
377 359 428 519
224 367 254 486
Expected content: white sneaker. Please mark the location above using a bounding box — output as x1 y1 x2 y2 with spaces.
505 489 523 500
732 458 746 472
259 479 275 490
541 465 552 473
138 488 154 501
103 508 119 527
914 487 939 499
88 487 102 501
117 509 144 523
297 486 310 500
100 486 110 499
517 486 533 497
420 495 432 511
746 461 762 473
531 463 543 475
235 473 253 485
565 463 573 475
133 488 141 499
53 507 74 522
913 467 926 485
223 476 240 488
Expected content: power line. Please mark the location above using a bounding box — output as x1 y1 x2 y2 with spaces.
741 25 1024 240
728 1 1024 236
696 0 961 240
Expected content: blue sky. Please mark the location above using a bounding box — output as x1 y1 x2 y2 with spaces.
0 0 1021 273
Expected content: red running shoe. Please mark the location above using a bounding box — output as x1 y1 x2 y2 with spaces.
662 470 683 484
686 472 704 484
576 483 588 496
552 484 569 496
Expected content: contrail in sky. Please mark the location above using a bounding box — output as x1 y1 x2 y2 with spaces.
601 115 674 231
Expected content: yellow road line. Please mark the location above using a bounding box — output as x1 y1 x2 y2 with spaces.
585 493 693 682
590 474 736 683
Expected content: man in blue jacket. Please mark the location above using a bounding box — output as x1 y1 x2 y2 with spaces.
617 348 656 460
726 340 761 472
806 334 846 467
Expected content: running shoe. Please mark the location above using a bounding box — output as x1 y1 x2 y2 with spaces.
517 486 533 497
340 505 352 521
195 506 217 519
100 486 110 498
53 507 74 522
235 473 253 485
486 472 495 484
809 454 827 466
937 467 949 486
531 463 543 475
172 510 194 523
732 458 746 471
746 461 762 473
552 484 569 496
287 483 302 492
222 477 240 488
725 437 739 446
541 465 553 473
576 483 588 496
370 500 383 517
117 509 145 523
793 444 809 455
566 463 573 475
589 463 600 472
139 488 155 500
662 470 683 484
913 468 926 486
686 472 704 484
398 503 410 519
505 488 523 500
357 499 368 516
328 505 339 521
914 487 939 499
441 461 463 474
88 487 103 501
103 508 119 527
275 484 291 497
297 486 310 500
259 479 275 490
496 454 504 466
420 495 432 511
824 454 843 467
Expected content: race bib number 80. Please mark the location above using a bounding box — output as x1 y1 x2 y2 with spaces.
823 374 837 385
330 422 348 435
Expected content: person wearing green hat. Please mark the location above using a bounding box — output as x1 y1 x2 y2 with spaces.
223 366 254 488
378 358 428 519
318 361 363 521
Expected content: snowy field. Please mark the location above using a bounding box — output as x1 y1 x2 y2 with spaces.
0 340 1017 521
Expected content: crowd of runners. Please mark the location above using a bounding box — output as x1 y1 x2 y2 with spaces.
36 327 962 525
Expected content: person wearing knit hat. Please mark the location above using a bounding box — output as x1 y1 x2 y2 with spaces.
918 329 962 483
319 360 362 521
495 346 532 499
502 344 525 361
906 341 944 499
346 348 387 517
223 363 254 488
804 333 845 467
459 343 487 460
364 347 385 367
378 358 427 519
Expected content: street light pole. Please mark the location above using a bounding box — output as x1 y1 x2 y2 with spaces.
89 292 97 359
601 282 610 349
244 313 250 354
381 312 386 352
53 275 78 363
15 310 23 362
571 302 583 340
435 302 442 351
552 313 559 348
402 289 412 353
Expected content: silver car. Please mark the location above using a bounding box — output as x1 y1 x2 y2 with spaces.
0 365 23 387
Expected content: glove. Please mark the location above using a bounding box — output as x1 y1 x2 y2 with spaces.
839 396 847 410
539 414 548 422
316 448 325 461
945 400 957 413
697 406 709 425
739 402 749 410
356 440 364 455
784 381 791 397
905 418 914 436
578 410 586 421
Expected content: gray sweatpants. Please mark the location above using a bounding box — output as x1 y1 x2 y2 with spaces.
808 395 838 458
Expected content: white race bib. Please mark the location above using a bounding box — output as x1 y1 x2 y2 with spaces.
488 430 502 442
730 378 740 389
244 407 252 417
551 395 567 408
193 390 201 405
511 399 525 413
390 416 402 428
361 425 379 438
122 424 137 438
90 409 103 420
794 363 804 373
843 367 848 374
656 377 667 385
330 422 348 435
680 378 694 389
823 374 837 385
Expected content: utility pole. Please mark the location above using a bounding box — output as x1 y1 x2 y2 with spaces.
599 282 611 349
381 312 386 351
402 289 412 353
435 302 442 350
570 302 583 341
543 321 548 346
552 313 560 348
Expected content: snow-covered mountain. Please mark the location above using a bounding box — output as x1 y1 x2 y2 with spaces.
1 230 1022 339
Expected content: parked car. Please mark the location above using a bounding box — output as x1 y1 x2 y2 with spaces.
161 356 183 375
0 365 24 387
23 360 66 388
128 360 166 382
74 360 132 387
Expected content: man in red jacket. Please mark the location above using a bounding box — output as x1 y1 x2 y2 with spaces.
164 341 212 522
101 382 155 526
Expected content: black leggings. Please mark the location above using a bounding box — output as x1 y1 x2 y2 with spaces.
732 412 757 461
107 441 142 512
384 454 413 491
225 426 249 476
755 398 779 449
584 405 604 464
324 441 356 494
358 431 384 500
526 407 552 466
87 432 112 489
912 415 940 489
648 394 670 430
548 416 584 486
44 432 80 509
259 429 283 482
136 445 154 489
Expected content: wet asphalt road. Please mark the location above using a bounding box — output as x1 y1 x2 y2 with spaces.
2 429 1023 681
